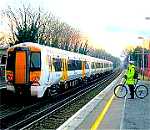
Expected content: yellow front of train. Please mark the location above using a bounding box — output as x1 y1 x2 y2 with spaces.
6 43 41 96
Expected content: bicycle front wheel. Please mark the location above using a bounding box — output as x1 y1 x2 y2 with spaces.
135 85 148 99
114 84 128 98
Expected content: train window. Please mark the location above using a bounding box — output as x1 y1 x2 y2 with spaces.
76 60 82 70
68 60 71 70
97 63 99 68
100 63 103 68
95 63 97 68
53 58 62 71
91 62 94 69
6 52 15 70
74 60 78 70
106 63 108 67
96 63 99 68
91 63 93 69
1 55 7 64
30 52 41 70
94 63 96 68
68 60 76 71
85 62 89 69
98 63 100 68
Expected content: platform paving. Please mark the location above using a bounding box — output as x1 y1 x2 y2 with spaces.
57 76 150 130
121 81 150 130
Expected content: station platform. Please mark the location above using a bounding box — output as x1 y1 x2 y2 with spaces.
57 73 150 130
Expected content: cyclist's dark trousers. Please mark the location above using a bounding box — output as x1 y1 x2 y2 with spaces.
128 85 134 98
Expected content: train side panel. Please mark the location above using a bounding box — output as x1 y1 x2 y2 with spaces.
5 42 113 98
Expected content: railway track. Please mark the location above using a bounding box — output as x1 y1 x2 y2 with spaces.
0 69 122 130
24 70 122 130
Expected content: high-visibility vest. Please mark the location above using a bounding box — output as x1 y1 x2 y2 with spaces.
126 64 135 85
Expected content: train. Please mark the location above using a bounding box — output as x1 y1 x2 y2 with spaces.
5 42 113 98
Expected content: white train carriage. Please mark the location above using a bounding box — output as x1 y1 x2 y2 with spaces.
6 42 113 98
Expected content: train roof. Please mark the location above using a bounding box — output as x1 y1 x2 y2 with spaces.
8 42 113 64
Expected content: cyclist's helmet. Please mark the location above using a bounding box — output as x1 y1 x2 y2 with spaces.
129 60 134 64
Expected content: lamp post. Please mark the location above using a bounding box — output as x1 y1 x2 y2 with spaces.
142 43 145 80
138 36 145 80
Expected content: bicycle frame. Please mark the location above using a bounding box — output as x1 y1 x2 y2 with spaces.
123 78 139 88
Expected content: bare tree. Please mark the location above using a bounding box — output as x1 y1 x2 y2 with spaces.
0 32 14 47
2 5 44 44
2 5 90 55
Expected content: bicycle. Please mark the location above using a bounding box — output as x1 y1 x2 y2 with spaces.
114 78 148 99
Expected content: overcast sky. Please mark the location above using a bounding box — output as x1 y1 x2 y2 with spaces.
0 0 150 57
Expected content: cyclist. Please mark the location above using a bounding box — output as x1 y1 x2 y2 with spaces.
124 60 136 99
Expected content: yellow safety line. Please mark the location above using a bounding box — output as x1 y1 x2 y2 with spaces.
90 94 116 130
90 86 120 130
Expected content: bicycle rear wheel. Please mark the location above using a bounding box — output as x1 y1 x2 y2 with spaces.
114 84 128 98
135 85 148 99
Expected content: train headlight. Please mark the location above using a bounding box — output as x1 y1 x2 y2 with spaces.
31 76 40 86
32 76 40 82
7 74 13 81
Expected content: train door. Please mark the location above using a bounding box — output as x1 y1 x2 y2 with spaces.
6 49 29 85
15 50 29 84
